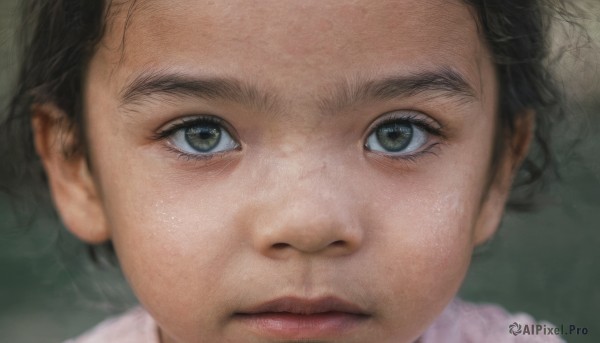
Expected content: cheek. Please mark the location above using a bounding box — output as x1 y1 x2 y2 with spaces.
96 158 245 335
375 189 474 275
356 169 482 335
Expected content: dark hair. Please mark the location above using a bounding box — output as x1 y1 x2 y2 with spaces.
0 0 577 262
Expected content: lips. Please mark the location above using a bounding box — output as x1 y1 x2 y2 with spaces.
234 296 371 339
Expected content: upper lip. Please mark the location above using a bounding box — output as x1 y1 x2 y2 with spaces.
236 296 370 316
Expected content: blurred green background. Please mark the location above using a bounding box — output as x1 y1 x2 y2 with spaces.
1 1 599 342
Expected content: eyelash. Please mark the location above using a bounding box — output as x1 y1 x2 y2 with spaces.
152 112 445 163
153 116 223 139
153 115 239 161
365 112 445 162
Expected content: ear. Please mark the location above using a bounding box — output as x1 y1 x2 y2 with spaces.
472 109 535 245
32 104 109 244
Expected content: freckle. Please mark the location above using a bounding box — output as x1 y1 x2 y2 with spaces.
432 192 465 230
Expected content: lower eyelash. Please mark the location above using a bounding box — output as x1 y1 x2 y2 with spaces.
156 114 443 163
163 144 219 162
364 113 445 163
384 142 444 162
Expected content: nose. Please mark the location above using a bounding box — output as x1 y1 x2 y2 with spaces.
246 161 364 259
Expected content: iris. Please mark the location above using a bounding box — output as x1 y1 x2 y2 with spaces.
184 124 222 152
375 122 413 152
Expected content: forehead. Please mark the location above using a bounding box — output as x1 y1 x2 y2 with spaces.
96 0 490 99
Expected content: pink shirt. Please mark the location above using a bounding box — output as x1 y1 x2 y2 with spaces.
66 298 565 342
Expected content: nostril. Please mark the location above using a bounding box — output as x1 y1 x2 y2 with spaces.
272 242 290 250
272 240 346 251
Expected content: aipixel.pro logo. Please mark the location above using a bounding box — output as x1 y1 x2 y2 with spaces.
508 322 589 337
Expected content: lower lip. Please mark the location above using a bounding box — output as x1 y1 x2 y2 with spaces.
234 312 368 339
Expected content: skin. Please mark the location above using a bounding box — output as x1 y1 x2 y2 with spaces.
33 0 533 342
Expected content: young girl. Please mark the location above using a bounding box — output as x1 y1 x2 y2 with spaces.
2 0 579 342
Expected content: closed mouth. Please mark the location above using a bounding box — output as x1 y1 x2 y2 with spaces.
234 295 371 339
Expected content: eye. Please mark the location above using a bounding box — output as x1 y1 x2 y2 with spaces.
365 120 428 156
161 117 240 156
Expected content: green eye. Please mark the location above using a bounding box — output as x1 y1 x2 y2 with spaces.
184 124 221 152
167 118 239 156
374 122 413 152
365 120 427 155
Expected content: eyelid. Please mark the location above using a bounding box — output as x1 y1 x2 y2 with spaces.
365 110 444 138
153 114 240 142
151 114 242 163
151 114 242 150
363 110 446 162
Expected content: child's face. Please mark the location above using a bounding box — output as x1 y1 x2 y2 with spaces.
40 0 523 342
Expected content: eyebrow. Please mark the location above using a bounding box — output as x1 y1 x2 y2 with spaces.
320 67 476 112
119 70 278 113
119 67 476 114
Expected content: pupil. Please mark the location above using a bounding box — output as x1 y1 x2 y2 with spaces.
184 124 221 152
376 122 412 152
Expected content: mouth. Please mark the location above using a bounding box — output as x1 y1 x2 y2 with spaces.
233 296 371 339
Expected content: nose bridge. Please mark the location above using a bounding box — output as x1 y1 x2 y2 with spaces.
249 153 363 258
